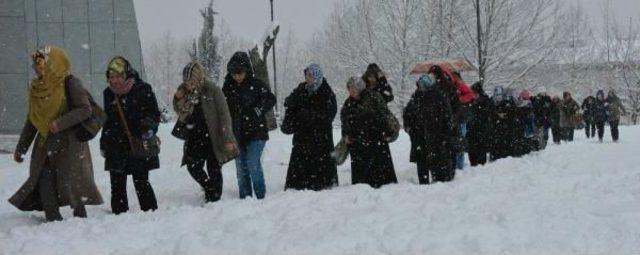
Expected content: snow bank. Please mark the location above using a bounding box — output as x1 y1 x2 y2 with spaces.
1 125 639 255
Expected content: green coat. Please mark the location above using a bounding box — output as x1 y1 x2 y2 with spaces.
9 76 103 211
174 81 239 165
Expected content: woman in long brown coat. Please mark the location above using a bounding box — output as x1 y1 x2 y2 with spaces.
173 62 239 203
10 46 103 222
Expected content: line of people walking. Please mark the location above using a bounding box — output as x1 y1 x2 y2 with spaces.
9 45 627 222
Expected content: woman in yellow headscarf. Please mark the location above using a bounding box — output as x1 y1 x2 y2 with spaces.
10 46 103 222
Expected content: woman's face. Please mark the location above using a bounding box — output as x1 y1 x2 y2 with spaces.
348 84 360 99
305 71 314 85
232 71 246 84
108 73 126 89
32 57 46 78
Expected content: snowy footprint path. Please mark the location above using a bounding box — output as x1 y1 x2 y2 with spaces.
1 125 639 254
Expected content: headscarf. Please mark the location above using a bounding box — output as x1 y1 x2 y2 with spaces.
107 56 134 95
304 64 324 92
417 74 434 91
493 86 505 102
596 90 605 101
175 62 208 122
28 46 69 140
347 76 367 97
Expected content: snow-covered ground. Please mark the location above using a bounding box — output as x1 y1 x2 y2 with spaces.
1 125 639 255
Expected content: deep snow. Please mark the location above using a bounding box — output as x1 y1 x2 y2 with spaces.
1 125 639 255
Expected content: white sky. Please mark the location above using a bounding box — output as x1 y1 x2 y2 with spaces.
133 0 639 48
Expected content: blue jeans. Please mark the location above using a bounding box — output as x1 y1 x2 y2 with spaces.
235 140 267 199
456 123 467 170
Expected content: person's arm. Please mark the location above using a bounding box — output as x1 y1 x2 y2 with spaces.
140 83 161 136
255 80 276 115
377 77 394 103
53 77 92 132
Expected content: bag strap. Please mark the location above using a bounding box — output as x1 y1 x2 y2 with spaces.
114 96 136 150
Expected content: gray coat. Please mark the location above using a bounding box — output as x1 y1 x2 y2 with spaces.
174 81 239 165
559 99 580 128
9 76 103 211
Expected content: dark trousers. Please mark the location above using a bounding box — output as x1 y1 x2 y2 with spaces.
562 128 574 141
38 163 86 222
416 153 454 185
110 170 157 214
468 150 487 167
551 126 562 144
585 121 596 138
596 121 605 140
186 155 222 203
610 120 620 141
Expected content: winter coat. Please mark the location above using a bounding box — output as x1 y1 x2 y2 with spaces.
282 80 338 191
581 96 596 122
532 95 552 128
10 75 103 211
341 90 397 188
466 93 493 155
222 53 276 148
514 102 534 157
593 99 608 123
559 98 579 128
101 74 161 173
606 95 626 122
404 86 456 165
370 76 394 103
489 98 519 160
173 81 239 166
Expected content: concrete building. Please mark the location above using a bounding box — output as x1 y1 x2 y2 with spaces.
0 0 145 133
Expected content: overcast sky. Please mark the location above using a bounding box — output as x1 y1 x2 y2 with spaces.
133 0 639 48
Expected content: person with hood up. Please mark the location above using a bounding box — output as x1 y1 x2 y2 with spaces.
403 74 456 183
281 64 338 191
101 56 161 214
341 77 398 188
222 51 276 199
10 46 103 222
606 90 626 142
591 90 608 142
173 62 239 203
466 82 493 166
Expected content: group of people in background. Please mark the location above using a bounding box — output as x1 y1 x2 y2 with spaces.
9 45 627 222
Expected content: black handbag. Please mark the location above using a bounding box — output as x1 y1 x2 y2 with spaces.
65 76 106 142
114 96 161 159
171 120 189 140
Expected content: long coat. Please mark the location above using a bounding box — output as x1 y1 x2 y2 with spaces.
173 81 239 166
282 80 338 191
606 95 626 122
9 76 103 211
559 98 580 128
101 75 161 173
466 93 493 157
341 90 397 188
489 98 519 160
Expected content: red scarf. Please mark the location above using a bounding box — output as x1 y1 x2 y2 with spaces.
109 78 134 95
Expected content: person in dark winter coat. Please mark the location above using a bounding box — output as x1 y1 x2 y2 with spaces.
403 74 456 184
341 77 398 188
532 91 553 147
101 56 160 214
466 82 493 166
582 95 597 139
559 92 580 142
362 63 394 103
489 86 519 161
10 46 103 222
606 90 626 142
222 51 276 199
173 62 239 203
592 90 608 142
281 64 338 191
514 90 535 156
550 96 563 144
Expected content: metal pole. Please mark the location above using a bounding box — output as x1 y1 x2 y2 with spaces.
270 0 278 112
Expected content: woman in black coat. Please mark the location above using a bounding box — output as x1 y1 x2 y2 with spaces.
466 82 493 166
489 86 519 161
593 90 608 141
101 56 160 214
341 77 397 188
282 64 338 191
404 74 456 184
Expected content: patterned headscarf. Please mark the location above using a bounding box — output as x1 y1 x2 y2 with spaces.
304 63 324 92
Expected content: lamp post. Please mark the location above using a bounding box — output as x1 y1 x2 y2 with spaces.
269 0 278 112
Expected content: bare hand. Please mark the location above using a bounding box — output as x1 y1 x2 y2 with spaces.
224 142 237 154
14 151 24 163
49 122 60 134
175 88 186 100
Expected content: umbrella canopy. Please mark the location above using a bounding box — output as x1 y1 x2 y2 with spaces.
410 58 476 74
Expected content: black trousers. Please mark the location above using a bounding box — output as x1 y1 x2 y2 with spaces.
585 121 596 138
551 127 562 144
595 121 605 140
468 150 487 167
610 120 620 141
186 155 222 203
110 170 157 214
38 162 86 221
416 153 454 185
562 128 574 141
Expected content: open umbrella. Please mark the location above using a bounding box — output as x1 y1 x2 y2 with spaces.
410 58 476 75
